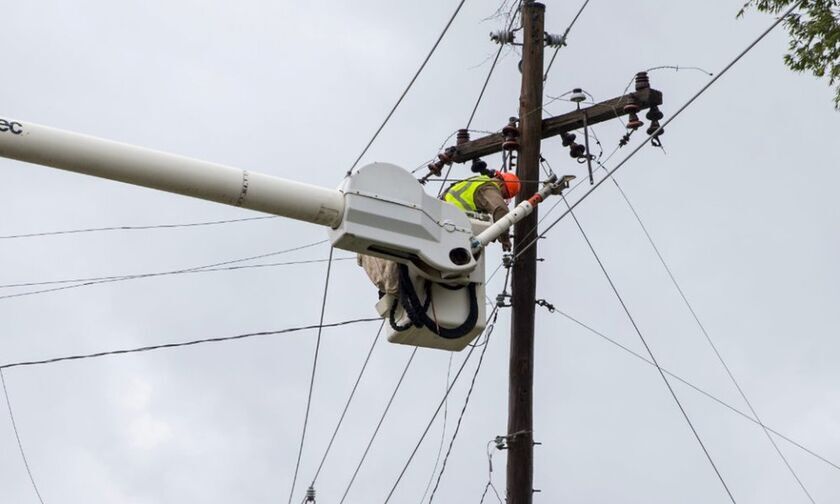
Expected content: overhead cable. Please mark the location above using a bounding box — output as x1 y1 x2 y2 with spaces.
516 3 799 261
606 173 816 503
306 321 384 490
427 312 499 503
0 370 45 504
426 269 509 503
288 247 335 504
0 257 355 291
0 240 330 301
0 216 275 240
0 318 380 370
543 0 591 81
346 0 468 176
418 353 454 504
383 305 502 503
339 348 418 504
550 308 840 473
465 0 523 130
436 0 522 197
563 198 737 503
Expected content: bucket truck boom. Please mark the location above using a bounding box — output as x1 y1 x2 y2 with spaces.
0 116 569 350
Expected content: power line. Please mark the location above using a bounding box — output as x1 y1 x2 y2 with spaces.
339 347 418 504
428 312 498 503
549 307 840 474
465 0 522 130
383 305 502 503
288 247 335 504
0 257 355 290
435 0 522 197
346 0 468 176
515 4 798 262
0 216 275 240
418 353 453 504
0 369 46 504
426 270 510 502
306 321 384 489
605 174 816 503
563 197 738 503
0 239 330 301
543 0 590 81
0 318 380 370
477 439 504 504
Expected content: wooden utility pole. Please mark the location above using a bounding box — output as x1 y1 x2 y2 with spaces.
420 7 662 500
507 2 544 503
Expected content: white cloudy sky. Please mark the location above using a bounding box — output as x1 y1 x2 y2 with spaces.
1 1 838 503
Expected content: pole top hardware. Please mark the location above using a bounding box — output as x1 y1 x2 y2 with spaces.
535 299 556 312
490 29 516 45
569 88 587 103
544 33 567 48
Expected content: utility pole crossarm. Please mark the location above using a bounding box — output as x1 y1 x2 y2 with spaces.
450 87 663 163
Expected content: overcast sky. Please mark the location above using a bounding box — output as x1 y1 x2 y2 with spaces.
1 1 838 503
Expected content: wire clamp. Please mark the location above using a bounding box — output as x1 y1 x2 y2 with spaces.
502 253 514 269
494 430 532 451
535 299 556 313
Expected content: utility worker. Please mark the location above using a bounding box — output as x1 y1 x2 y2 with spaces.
443 170 521 251
358 169 521 298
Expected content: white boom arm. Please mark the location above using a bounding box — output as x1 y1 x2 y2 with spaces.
0 118 344 227
471 174 573 252
0 117 480 278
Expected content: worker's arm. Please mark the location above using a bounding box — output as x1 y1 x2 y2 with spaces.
474 184 512 251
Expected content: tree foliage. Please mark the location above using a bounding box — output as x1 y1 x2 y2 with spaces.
739 0 840 109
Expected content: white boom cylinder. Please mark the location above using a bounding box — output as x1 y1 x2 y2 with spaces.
473 180 560 251
0 118 344 227
474 201 536 249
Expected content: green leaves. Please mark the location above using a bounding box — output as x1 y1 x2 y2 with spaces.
740 0 840 109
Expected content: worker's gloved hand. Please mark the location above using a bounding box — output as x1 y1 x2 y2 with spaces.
500 235 512 252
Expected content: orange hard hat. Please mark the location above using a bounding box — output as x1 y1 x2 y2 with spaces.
496 171 521 198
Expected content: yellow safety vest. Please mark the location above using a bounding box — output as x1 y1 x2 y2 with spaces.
444 175 499 212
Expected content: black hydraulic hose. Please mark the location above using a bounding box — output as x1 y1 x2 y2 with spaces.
396 264 478 340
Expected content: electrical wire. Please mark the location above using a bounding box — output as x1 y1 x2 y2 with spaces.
383 305 501 503
0 318 381 370
288 247 334 504
427 311 499 503
339 347 418 504
0 257 355 291
306 321 384 487
426 269 509 502
0 216 275 240
346 0 468 176
1 369 46 504
0 240 330 301
563 197 737 503
620 65 715 96
418 353 453 504
543 0 590 81
605 173 817 503
434 0 522 197
478 441 503 504
465 0 522 131
549 308 840 473
514 3 798 262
